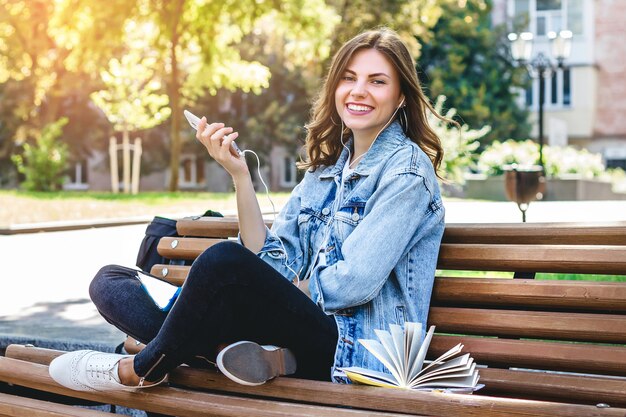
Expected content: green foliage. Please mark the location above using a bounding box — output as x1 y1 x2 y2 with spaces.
0 0 136 175
90 22 171 132
477 139 606 179
416 0 531 145
0 0 136 128
11 118 69 191
326 0 448 59
428 96 489 184
139 0 338 190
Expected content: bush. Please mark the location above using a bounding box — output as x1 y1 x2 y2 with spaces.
11 118 69 191
428 96 490 184
476 139 606 179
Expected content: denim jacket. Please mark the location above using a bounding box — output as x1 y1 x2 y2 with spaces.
257 121 445 381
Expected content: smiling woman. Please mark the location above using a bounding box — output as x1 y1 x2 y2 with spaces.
335 48 404 164
48 28 451 393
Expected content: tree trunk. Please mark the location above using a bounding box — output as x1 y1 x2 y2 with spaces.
167 0 185 191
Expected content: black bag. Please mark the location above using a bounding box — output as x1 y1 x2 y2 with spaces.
136 210 224 273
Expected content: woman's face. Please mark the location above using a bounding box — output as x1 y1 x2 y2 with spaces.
335 48 403 142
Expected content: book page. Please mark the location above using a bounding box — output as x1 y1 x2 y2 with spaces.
374 329 404 383
407 325 435 381
419 353 471 377
340 367 400 388
359 338 404 384
389 324 406 378
413 357 474 385
406 322 423 381
412 366 479 389
419 343 464 376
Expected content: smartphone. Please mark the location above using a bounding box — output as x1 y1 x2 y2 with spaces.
184 110 242 156
136 270 182 312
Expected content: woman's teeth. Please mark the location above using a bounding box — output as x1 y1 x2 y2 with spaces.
347 104 372 112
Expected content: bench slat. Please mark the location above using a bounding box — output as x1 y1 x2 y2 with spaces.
149 264 188 286
478 368 626 407
428 335 626 376
5 347 625 417
177 217 250 238
158 237 626 274
176 219 626 245
0 357 408 417
150 272 626 315
437 244 626 274
442 222 626 245
432 278 626 312
429 307 626 343
0 392 110 417
157 237 225 260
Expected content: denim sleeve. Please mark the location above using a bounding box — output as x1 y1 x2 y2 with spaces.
310 170 442 313
252 182 305 282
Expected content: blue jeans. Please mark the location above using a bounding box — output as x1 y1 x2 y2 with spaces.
90 241 338 382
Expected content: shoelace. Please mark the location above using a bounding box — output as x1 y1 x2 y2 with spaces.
87 361 118 382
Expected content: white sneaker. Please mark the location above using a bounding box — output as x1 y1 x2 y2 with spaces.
49 350 155 392
216 341 297 386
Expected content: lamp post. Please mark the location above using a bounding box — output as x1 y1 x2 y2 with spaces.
508 30 572 170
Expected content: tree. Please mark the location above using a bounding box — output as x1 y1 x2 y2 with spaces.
90 22 171 193
325 0 450 61
416 0 531 145
0 0 136 189
201 17 335 162
141 0 337 190
0 0 136 133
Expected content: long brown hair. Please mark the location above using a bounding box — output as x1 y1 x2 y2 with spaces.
301 28 450 176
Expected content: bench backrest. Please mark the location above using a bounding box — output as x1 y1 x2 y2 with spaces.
150 218 626 406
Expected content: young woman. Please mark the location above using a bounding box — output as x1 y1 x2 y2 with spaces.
49 27 446 391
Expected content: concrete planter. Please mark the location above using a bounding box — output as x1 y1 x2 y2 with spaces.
464 174 626 201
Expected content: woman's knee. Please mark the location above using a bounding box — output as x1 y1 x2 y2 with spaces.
188 241 253 285
196 241 249 270
89 264 135 305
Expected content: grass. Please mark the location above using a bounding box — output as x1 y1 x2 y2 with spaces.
437 270 626 282
0 190 290 227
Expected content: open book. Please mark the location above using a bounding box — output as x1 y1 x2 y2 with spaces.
340 322 482 392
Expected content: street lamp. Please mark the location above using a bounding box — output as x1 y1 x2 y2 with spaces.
508 30 573 169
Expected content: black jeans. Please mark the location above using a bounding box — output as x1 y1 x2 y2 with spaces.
90 241 338 382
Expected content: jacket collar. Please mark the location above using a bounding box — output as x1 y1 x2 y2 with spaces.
318 121 407 179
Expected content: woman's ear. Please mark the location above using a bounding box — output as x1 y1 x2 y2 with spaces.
398 95 406 108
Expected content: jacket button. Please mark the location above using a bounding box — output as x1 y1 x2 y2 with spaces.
351 213 360 221
322 207 330 215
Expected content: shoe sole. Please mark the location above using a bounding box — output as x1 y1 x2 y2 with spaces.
216 341 297 386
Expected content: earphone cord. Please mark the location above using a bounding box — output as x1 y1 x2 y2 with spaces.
346 104 403 169
241 149 302 285
239 104 402 287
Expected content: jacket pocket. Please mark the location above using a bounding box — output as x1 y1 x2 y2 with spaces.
334 201 366 243
394 305 407 326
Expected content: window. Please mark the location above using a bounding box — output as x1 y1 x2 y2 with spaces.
279 156 297 188
524 68 571 109
513 0 530 30
537 0 561 10
606 159 626 170
64 160 89 190
179 155 206 187
511 0 583 36
562 68 571 106
550 71 558 104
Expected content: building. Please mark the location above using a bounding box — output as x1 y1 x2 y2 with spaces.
493 0 626 169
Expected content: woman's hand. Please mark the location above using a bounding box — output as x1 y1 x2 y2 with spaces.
196 117 248 180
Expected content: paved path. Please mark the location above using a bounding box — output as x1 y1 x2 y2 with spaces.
1 200 625 350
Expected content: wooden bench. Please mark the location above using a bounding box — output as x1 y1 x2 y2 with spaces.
1 218 626 417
